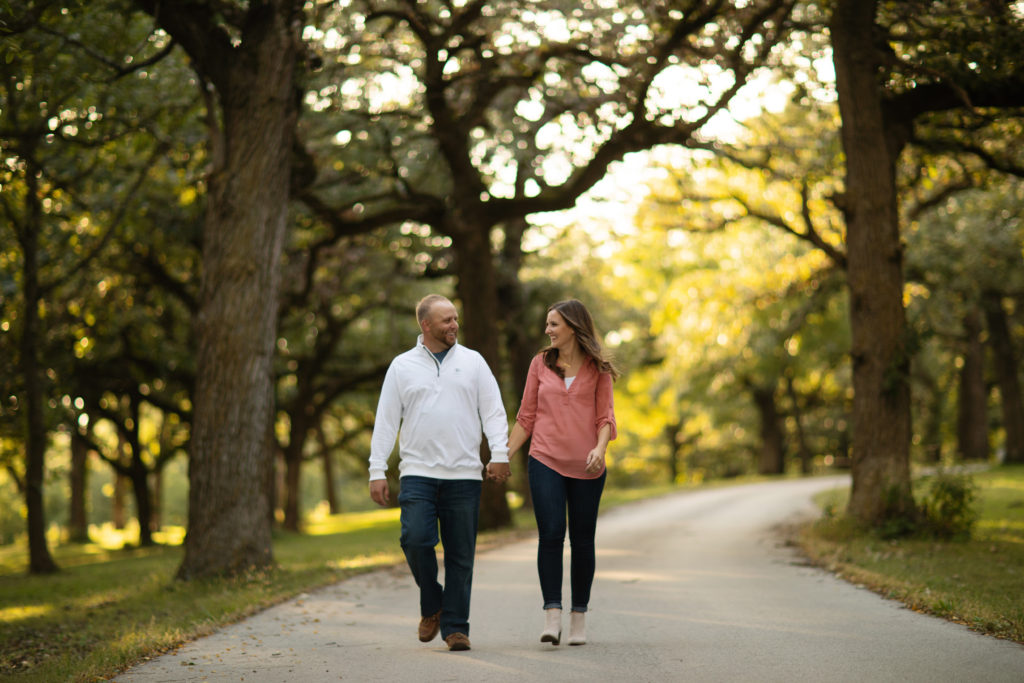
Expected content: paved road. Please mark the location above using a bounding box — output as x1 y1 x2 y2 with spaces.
118 476 1024 682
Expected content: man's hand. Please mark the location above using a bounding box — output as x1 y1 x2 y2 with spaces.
486 462 511 483
369 479 390 507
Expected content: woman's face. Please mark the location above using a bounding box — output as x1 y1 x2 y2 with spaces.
545 310 576 351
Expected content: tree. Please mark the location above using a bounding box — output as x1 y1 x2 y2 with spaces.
272 228 427 530
1 0 178 571
983 288 1024 464
50 42 203 547
956 307 989 461
829 0 915 522
563 148 851 484
299 0 804 525
904 176 1024 465
829 0 1024 524
657 9 1021 484
133 0 306 577
608 87 853 482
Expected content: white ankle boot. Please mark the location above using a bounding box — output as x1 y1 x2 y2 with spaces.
540 608 562 645
567 611 586 645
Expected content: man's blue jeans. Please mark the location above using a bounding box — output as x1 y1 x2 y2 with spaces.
528 457 606 612
398 476 482 638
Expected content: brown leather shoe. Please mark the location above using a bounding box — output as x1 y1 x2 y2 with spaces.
418 610 441 642
444 632 471 651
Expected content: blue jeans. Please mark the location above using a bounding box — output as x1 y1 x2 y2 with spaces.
398 476 481 638
528 457 606 613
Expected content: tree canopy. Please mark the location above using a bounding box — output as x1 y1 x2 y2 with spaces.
1 0 1023 573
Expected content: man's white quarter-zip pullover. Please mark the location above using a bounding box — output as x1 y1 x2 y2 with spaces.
368 335 509 481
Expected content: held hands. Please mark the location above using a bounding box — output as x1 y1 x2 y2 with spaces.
584 447 605 474
486 461 511 484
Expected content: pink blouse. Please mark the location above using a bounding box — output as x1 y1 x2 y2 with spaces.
515 354 617 479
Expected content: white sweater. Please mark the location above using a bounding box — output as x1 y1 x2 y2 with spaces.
368 336 509 481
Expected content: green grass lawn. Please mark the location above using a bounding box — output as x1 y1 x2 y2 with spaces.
799 464 1024 644
0 508 408 682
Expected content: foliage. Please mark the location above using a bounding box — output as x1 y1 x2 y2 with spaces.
0 0 205 569
554 108 853 483
5 0 203 536
826 0 1024 524
651 57 1024 477
272 222 457 527
903 177 1024 465
300 0 804 214
869 471 979 541
801 465 1024 643
918 470 978 540
0 471 21 546
289 0 818 531
1 0 1023 556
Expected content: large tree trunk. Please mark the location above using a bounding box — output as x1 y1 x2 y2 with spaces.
497 217 536 401
752 385 786 475
831 0 914 525
452 221 511 530
497 217 536 507
155 4 302 579
17 155 58 574
984 291 1024 463
453 225 502 373
958 307 989 461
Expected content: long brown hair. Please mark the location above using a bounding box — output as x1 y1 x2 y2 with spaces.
542 299 619 380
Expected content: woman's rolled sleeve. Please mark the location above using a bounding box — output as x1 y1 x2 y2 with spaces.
594 370 617 441
515 355 542 433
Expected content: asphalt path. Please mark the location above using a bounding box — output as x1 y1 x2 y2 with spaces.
118 476 1024 682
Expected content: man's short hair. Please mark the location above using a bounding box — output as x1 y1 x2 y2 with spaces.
416 294 451 323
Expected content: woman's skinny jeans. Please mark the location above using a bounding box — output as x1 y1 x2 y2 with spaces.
528 456 606 612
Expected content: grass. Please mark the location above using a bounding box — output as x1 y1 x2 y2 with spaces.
0 508 407 682
798 464 1024 644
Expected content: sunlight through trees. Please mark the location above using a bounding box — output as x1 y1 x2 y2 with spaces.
2 0 1022 573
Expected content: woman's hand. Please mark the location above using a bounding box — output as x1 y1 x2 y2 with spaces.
586 423 612 474
584 447 605 474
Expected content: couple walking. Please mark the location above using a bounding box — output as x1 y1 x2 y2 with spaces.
368 294 619 651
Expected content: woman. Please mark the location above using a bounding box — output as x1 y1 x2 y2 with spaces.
506 299 618 646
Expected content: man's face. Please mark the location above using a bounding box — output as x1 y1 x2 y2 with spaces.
423 301 459 349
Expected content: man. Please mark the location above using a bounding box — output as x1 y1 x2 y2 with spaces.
369 294 510 651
